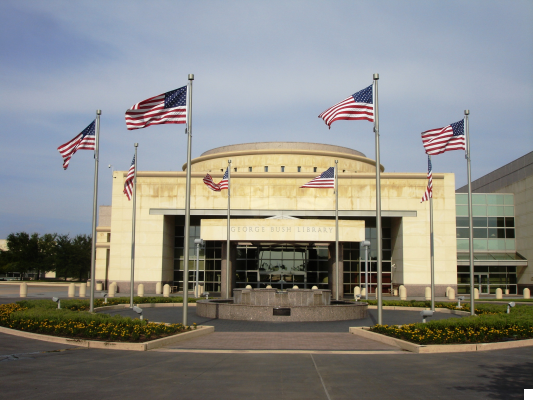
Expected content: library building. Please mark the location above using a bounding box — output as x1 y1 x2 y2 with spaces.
94 143 532 298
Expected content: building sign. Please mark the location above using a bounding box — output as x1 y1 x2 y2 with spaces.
200 219 365 242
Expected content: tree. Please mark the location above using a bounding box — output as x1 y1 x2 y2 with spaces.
54 234 92 281
70 234 92 281
3 232 40 279
38 233 58 279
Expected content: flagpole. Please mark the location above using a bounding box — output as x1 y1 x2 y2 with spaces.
335 160 339 301
182 74 194 326
129 143 138 309
226 160 232 299
465 109 474 316
373 73 383 325
89 110 101 313
429 155 435 312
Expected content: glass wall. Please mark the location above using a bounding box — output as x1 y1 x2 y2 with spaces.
456 193 518 294
343 218 392 295
457 266 517 295
173 222 222 292
235 244 329 289
456 194 515 251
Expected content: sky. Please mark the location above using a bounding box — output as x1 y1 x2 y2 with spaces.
1 0 532 238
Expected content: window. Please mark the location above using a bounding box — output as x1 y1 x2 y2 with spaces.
234 168 237 172
297 166 301 172
248 167 252 172
313 167 317 172
264 166 268 172
281 166 285 172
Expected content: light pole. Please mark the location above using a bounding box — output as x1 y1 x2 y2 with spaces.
194 238 204 298
362 241 371 300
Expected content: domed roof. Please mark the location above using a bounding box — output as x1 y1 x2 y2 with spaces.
201 142 366 158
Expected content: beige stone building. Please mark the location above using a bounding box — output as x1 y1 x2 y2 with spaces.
96 142 462 298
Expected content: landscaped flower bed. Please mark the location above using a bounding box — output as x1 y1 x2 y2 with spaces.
0 300 196 342
370 303 533 345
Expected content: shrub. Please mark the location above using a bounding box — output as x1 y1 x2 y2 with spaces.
364 300 499 315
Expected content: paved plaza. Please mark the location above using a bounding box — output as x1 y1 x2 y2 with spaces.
1 286 532 398
0 329 532 400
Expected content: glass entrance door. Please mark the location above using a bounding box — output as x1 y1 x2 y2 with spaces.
475 274 489 294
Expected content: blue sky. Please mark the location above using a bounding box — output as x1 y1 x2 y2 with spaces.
1 0 532 237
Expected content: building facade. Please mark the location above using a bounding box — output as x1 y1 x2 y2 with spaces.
456 151 532 293
95 142 459 298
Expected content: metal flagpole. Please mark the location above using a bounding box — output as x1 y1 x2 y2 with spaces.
129 143 138 309
465 109 475 316
182 74 194 326
335 160 339 301
89 110 101 313
373 73 383 325
226 160 232 299
429 155 435 311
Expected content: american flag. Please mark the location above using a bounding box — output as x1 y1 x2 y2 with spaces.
203 168 229 191
219 168 229 190
57 120 96 170
421 156 433 203
421 119 466 155
125 86 187 130
300 167 335 188
203 174 221 192
318 85 374 128
123 155 136 200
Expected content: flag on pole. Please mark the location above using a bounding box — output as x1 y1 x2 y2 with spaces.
318 85 374 128
203 174 221 191
57 120 96 169
421 119 466 155
421 156 433 203
300 167 335 188
125 86 187 130
219 167 229 190
123 155 135 200
203 168 229 191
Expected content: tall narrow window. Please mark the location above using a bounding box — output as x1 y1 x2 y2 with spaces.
234 168 237 172
298 166 301 172
264 166 268 172
249 167 252 172
313 167 317 172
281 166 285 172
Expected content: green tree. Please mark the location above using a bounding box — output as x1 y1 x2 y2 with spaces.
55 234 92 281
70 234 92 281
3 232 40 279
38 233 58 279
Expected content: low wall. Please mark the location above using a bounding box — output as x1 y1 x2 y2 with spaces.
234 288 331 306
196 300 367 322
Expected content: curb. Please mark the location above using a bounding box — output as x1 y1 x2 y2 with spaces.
0 325 214 351
349 327 533 353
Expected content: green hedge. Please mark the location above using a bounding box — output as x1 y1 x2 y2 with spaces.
0 300 195 342
364 300 500 315
28 296 201 312
370 304 533 345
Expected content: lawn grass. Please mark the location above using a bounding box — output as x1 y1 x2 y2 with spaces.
46 296 201 311
370 302 533 345
365 299 500 315
0 299 196 342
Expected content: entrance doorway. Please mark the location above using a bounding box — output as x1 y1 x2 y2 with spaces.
475 274 489 294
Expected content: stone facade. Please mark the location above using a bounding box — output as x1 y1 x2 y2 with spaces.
95 142 458 296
